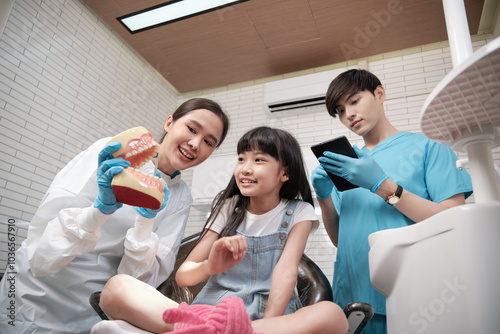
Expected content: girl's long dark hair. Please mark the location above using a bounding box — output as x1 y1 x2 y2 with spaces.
200 126 313 239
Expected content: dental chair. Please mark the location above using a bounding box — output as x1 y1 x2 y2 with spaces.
148 231 335 307
90 231 373 333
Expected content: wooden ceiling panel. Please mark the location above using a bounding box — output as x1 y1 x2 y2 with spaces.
247 0 320 49
83 0 486 93
153 24 268 91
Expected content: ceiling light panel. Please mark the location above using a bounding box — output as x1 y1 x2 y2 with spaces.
118 0 248 33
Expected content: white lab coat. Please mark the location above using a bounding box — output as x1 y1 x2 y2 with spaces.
0 138 192 333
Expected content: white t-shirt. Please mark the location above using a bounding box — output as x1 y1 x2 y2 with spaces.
209 197 319 236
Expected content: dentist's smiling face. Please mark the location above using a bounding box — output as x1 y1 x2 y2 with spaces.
234 149 288 201
336 85 386 137
160 108 224 175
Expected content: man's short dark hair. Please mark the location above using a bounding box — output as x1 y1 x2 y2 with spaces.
325 69 382 118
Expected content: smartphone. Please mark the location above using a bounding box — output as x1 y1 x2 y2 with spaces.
310 136 358 192
343 302 374 334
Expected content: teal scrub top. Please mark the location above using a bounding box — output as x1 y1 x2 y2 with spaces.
332 132 473 315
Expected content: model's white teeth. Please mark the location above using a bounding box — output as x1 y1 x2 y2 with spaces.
123 143 159 165
179 147 194 160
241 180 255 183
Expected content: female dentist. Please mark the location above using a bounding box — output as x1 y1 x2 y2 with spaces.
0 98 229 334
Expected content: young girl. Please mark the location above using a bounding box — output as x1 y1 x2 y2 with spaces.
95 127 348 334
0 98 229 334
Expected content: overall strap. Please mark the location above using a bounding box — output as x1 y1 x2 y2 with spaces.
276 200 300 245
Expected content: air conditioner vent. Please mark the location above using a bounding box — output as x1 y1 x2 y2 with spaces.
269 96 326 112
263 68 347 113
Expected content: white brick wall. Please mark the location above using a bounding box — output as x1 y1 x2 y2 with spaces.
0 0 178 275
1 0 498 286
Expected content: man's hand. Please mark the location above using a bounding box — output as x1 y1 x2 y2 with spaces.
311 165 334 199
319 146 388 192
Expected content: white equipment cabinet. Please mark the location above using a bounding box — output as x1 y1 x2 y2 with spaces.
368 1 500 333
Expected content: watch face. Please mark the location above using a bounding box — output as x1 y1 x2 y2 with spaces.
388 196 399 205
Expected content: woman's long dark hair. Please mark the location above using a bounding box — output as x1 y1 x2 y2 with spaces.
200 126 313 239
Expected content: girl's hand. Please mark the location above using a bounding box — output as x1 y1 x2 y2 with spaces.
206 236 247 276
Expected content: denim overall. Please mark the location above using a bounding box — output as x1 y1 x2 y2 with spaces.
193 200 303 320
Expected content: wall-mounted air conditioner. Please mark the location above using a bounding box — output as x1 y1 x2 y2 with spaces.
263 68 348 113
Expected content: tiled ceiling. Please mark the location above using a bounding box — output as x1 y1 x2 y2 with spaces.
83 0 486 93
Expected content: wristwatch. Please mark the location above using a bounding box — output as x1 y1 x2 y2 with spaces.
386 185 403 205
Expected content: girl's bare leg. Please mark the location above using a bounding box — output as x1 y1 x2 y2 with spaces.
251 301 348 334
99 274 179 333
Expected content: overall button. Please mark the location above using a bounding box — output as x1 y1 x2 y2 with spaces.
286 209 293 215
279 232 287 244
281 221 289 228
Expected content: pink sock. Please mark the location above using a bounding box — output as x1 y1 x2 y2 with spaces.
162 296 262 334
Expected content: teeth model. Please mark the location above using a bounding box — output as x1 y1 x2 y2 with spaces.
110 126 160 167
108 127 165 210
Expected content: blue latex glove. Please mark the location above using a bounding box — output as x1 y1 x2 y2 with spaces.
94 142 130 215
319 145 388 192
133 170 170 219
311 165 334 199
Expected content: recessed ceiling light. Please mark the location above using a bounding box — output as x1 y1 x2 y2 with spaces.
118 0 249 34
